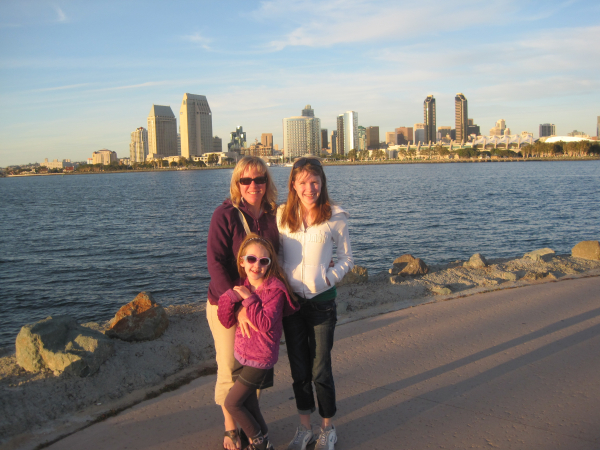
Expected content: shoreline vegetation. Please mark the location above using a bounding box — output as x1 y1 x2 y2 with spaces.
4 154 600 177
1 246 600 449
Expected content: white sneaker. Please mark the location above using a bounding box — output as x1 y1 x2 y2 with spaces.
287 424 315 450
314 425 337 450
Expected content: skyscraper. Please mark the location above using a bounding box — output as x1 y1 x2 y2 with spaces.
424 95 436 143
596 116 599 138
283 106 322 159
414 123 425 145
302 105 315 117
179 93 213 158
330 130 337 154
148 105 178 157
395 127 413 145
321 129 328 151
490 119 509 136
212 136 222 153
336 111 358 156
455 93 468 143
228 126 247 153
366 126 379 149
130 127 148 163
539 123 556 138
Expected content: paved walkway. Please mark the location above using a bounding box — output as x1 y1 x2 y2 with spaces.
49 277 600 450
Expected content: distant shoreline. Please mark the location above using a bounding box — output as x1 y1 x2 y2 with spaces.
5 155 600 177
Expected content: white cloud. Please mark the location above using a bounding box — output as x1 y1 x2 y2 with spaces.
30 83 91 92
89 81 169 92
52 4 68 23
182 32 212 50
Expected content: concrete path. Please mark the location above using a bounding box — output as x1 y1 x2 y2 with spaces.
48 277 600 450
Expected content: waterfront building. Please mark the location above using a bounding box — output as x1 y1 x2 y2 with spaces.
335 111 358 156
92 149 118 165
148 105 178 157
179 93 212 158
396 127 413 145
386 131 397 145
228 126 247 153
366 126 379 149
302 105 315 117
243 141 273 157
424 95 436 143
438 126 452 141
567 130 589 138
41 158 75 169
455 93 468 143
357 125 366 151
330 130 337 154
283 107 322 159
539 123 556 138
130 127 148 163
212 136 223 153
261 133 273 148
321 129 328 151
414 123 425 145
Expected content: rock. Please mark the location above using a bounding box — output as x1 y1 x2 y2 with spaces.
497 271 518 281
431 286 452 295
170 344 191 365
390 254 429 277
389 275 404 285
522 271 557 281
15 315 114 377
524 248 555 262
106 292 169 342
337 265 368 286
571 240 600 261
463 253 488 269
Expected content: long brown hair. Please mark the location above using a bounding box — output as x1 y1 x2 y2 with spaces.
230 156 277 212
279 158 332 232
236 233 297 303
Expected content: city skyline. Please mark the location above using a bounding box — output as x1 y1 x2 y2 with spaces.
1 0 599 166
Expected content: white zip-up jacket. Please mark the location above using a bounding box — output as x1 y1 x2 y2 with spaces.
277 205 354 299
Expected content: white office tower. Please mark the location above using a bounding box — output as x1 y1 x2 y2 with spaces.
130 127 148 163
148 105 178 157
179 93 213 158
283 107 322 159
336 111 358 156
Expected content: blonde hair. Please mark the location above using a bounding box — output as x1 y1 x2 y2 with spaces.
279 159 332 233
230 156 277 212
237 233 297 303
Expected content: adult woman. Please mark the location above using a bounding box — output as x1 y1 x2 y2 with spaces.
278 158 353 450
206 156 279 450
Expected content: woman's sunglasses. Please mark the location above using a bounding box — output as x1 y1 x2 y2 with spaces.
293 158 322 169
239 176 267 185
241 255 272 266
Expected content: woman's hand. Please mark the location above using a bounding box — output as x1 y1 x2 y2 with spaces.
233 286 251 299
236 306 258 338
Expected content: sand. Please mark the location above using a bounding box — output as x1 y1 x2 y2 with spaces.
1 252 599 449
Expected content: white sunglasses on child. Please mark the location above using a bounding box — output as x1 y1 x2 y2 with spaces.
241 255 271 266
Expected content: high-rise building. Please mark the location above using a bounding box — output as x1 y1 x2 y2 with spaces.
366 126 379 149
283 106 322 159
302 105 315 117
385 131 397 145
539 123 556 138
490 119 509 136
212 136 222 153
357 125 366 151
438 126 452 141
424 95 436 143
228 126 247 153
395 127 413 145
336 111 358 156
130 127 148 163
414 123 425 144
330 130 337 154
321 129 328 150
148 105 178 157
92 149 118 165
467 119 480 137
597 116 599 138
261 133 273 148
455 93 468 143
179 94 213 158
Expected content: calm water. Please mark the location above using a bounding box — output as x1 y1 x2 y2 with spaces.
1 161 599 349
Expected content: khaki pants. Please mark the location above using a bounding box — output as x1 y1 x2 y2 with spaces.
206 301 237 405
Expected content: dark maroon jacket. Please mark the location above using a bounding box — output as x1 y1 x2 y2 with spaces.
206 199 279 305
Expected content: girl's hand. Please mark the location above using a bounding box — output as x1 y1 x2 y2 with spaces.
233 286 251 299
236 306 258 338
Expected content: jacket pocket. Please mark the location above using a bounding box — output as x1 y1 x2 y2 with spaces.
302 264 329 293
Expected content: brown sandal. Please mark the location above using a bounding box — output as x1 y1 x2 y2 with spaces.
224 429 241 450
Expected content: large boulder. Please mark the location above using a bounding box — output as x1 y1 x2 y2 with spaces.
524 248 555 262
337 265 368 286
390 254 429 277
16 315 114 377
106 292 168 342
463 253 488 269
572 240 600 261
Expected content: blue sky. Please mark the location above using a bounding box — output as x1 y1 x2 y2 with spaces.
1 0 599 166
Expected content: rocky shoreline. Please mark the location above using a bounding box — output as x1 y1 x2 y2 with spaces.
1 244 600 449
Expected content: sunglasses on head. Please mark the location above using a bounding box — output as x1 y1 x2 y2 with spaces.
241 254 272 266
293 158 322 169
239 176 267 185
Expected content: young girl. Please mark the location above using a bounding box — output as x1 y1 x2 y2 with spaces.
218 233 299 450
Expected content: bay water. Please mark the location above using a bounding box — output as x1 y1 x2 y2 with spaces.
1 161 599 349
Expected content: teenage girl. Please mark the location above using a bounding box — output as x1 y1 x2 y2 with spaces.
218 233 299 450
